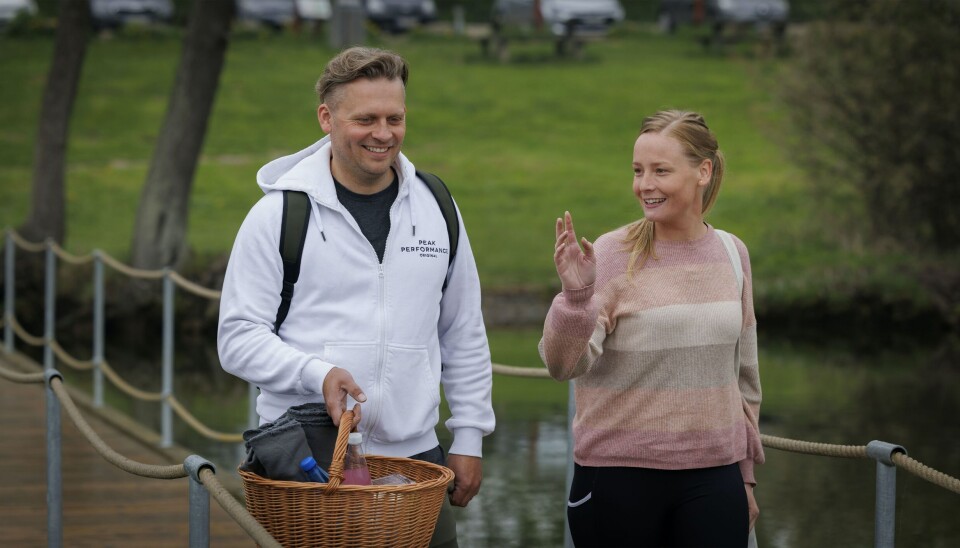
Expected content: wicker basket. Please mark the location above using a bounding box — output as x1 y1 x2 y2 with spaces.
240 409 454 548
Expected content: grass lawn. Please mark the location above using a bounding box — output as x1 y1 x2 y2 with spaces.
0 25 928 316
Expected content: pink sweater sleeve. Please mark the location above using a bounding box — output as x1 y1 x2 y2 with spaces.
538 284 600 381
734 237 764 484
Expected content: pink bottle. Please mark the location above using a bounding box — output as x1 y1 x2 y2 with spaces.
342 432 372 486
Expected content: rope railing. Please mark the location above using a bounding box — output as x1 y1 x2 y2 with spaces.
493 362 552 378
7 315 45 347
761 434 960 495
50 375 186 479
3 229 227 444
5 306 165 402
99 359 164 401
761 434 869 459
169 270 222 300
891 452 960 495
3 227 959 546
49 240 94 265
0 358 281 547
49 339 94 371
0 363 45 383
197 467 281 548
98 250 166 280
168 395 243 443
8 229 46 252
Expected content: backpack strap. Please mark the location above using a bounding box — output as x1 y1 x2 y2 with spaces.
274 190 311 334
716 229 743 296
716 229 744 379
416 170 460 291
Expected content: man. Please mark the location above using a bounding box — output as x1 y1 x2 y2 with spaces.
217 47 495 547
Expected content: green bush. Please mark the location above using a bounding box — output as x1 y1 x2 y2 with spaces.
780 0 960 252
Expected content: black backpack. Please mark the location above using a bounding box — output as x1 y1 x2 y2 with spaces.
273 170 460 334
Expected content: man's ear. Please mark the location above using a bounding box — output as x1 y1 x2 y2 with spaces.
318 104 333 133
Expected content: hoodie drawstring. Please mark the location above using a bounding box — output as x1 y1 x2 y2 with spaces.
409 201 419 237
309 199 327 242
408 186 419 238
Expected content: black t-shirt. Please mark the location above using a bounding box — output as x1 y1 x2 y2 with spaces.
334 171 399 263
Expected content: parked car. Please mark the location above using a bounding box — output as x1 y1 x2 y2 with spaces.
295 0 331 23
656 0 789 36
363 0 437 33
236 0 296 29
90 0 173 29
0 0 37 27
491 0 625 39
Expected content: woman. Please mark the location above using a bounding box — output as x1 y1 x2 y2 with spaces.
539 110 764 547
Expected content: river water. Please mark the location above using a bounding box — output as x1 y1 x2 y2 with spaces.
48 329 960 547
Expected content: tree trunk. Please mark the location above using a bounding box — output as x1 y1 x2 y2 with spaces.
130 0 234 269
18 0 91 244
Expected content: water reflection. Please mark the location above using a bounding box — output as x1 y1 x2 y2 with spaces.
43 333 960 547
754 338 960 548
443 410 569 547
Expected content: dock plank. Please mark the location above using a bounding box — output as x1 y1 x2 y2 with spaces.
0 353 255 547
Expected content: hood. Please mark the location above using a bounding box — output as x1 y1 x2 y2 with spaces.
256 136 427 239
256 135 419 206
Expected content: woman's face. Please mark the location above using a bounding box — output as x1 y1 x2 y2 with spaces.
632 132 711 240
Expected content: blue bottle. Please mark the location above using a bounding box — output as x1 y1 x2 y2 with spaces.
300 456 330 483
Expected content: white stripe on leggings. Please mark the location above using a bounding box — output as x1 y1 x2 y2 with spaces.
567 492 592 508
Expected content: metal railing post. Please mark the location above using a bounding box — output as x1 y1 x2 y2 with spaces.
161 269 174 448
4 230 13 354
866 440 906 548
44 243 56 372
184 455 213 548
564 380 575 548
92 252 104 407
45 369 63 548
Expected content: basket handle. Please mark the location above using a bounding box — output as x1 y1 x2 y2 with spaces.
323 407 361 494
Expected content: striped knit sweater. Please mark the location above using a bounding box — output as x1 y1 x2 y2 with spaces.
539 224 764 484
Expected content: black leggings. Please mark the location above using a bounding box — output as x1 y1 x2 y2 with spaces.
567 463 748 548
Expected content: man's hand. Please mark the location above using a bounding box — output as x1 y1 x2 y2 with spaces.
446 454 482 507
746 483 759 531
322 367 366 426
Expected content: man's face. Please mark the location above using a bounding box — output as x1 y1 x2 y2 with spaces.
318 77 406 193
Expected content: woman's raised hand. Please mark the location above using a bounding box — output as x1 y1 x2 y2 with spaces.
554 211 596 290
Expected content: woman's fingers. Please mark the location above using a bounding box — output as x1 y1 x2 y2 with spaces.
558 211 579 249
581 237 595 261
553 211 596 290
566 210 581 239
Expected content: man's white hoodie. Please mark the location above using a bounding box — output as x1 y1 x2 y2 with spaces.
217 137 495 458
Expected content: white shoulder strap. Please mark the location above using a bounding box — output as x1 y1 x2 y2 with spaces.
716 229 744 380
716 229 743 296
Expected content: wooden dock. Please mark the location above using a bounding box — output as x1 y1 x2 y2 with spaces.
0 352 255 547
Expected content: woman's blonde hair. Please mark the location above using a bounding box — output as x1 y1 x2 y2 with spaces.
624 110 725 274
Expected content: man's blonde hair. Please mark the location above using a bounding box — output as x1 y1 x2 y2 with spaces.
315 47 409 108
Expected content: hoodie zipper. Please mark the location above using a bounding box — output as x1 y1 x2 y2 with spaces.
369 263 387 438
364 186 406 442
